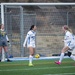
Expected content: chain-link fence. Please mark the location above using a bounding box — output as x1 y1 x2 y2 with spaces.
0 5 75 57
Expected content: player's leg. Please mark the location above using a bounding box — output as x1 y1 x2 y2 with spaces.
28 47 35 66
70 55 75 60
0 42 3 62
55 46 69 65
3 46 11 62
68 44 75 61
67 51 75 61
3 41 11 62
0 47 2 62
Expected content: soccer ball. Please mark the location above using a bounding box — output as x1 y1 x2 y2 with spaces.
35 54 40 58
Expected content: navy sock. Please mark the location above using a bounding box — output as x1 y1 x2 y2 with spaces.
5 52 9 60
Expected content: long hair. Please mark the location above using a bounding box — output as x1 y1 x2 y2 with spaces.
30 25 35 30
63 25 72 33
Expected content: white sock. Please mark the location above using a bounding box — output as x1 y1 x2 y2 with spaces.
59 53 64 63
29 55 33 64
0 53 2 60
70 55 75 61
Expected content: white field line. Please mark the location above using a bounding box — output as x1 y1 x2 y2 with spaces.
44 73 75 75
0 66 75 72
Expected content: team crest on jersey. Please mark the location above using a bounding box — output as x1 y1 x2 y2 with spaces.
0 31 6 36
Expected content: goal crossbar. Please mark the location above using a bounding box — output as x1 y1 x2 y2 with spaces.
1 3 75 6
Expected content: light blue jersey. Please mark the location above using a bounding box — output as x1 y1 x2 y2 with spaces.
23 30 36 48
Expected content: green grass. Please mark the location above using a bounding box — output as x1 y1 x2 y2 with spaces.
0 58 75 75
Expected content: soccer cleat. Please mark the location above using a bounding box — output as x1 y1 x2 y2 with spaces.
29 63 34 66
7 59 12 62
55 61 61 65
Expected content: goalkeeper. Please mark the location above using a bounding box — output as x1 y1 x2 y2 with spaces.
0 24 11 62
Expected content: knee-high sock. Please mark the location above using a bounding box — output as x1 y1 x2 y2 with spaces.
29 55 33 64
59 53 64 63
5 52 9 59
0 53 2 60
70 55 75 61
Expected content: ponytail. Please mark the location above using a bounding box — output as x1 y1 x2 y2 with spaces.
68 28 72 33
63 25 72 33
30 25 35 30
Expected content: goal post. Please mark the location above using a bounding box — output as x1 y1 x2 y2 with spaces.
1 4 5 62
1 3 75 61
1 3 75 24
1 2 75 24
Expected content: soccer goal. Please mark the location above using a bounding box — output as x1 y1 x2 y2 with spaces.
1 3 75 61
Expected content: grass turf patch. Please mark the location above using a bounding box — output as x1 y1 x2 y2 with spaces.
0 58 75 75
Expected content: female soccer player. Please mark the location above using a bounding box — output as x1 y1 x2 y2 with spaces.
0 24 11 62
23 25 37 66
55 25 75 65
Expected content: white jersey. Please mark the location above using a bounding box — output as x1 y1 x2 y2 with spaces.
64 31 75 49
23 30 36 48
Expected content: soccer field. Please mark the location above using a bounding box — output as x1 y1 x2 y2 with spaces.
0 58 75 75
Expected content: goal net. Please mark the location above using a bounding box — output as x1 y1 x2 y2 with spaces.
1 3 75 61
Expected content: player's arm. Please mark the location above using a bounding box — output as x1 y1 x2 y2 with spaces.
6 35 9 42
64 33 72 47
23 33 30 47
6 35 11 46
64 32 70 42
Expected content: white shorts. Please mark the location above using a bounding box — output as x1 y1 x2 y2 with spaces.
27 44 35 48
66 41 75 50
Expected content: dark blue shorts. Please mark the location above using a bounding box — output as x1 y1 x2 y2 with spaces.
0 41 7 47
